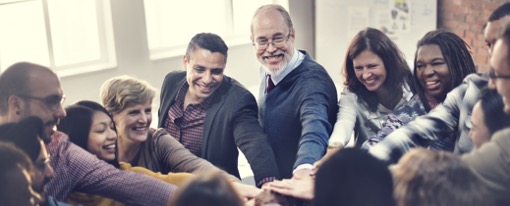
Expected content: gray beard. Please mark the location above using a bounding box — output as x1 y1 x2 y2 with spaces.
262 58 289 76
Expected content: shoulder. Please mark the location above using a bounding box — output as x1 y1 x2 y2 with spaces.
218 76 254 101
163 71 186 85
223 76 248 93
150 128 170 140
442 74 485 100
462 128 510 163
340 87 359 101
464 73 489 87
46 131 70 154
300 57 328 76
150 128 180 146
491 129 510 152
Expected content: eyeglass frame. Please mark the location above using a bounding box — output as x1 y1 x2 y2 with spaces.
253 31 292 50
16 94 66 112
489 68 510 80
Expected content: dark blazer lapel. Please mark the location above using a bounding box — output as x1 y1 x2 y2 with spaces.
158 71 186 128
202 76 230 156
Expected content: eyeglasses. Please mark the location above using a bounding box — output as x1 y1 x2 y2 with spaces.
253 32 291 50
489 69 510 80
17 94 66 111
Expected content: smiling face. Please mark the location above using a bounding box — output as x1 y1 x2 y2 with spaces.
251 8 295 76
184 48 225 104
491 39 510 114
484 16 510 56
18 71 66 142
469 102 491 148
88 111 117 161
415 44 451 101
353 50 387 92
113 101 152 143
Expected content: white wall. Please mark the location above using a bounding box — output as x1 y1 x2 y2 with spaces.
315 0 437 85
60 0 316 110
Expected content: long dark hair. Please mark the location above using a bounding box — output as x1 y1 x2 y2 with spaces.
414 30 476 111
343 27 413 112
58 100 120 168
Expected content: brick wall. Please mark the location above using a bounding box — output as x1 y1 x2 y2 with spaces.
438 0 509 72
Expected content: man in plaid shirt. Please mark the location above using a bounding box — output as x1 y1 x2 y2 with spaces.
0 62 175 205
369 2 510 163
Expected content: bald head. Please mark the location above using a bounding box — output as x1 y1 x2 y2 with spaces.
250 4 293 35
0 62 57 115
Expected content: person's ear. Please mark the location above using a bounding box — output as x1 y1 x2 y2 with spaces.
8 95 23 115
183 55 189 70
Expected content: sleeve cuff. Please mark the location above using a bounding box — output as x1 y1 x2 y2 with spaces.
293 164 313 174
256 177 277 188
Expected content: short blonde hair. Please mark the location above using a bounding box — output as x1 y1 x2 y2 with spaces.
100 75 156 114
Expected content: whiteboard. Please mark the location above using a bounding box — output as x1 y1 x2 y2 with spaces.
315 0 437 84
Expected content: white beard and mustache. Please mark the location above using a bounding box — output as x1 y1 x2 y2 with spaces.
261 50 290 76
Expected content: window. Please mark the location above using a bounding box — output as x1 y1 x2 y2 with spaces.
0 0 116 76
143 0 289 60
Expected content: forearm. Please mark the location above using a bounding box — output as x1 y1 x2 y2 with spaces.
69 144 175 205
329 90 358 146
294 128 330 168
235 93 281 184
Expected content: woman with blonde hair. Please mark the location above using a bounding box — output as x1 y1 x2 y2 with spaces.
100 75 259 198
59 100 194 205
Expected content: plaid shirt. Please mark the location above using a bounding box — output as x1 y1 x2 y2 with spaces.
369 73 489 163
46 131 175 205
165 83 211 157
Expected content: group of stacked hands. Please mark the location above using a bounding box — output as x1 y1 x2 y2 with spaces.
1 2 510 206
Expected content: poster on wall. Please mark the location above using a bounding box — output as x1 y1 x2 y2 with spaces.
347 7 370 39
315 0 436 84
390 0 411 33
375 9 395 39
373 0 411 40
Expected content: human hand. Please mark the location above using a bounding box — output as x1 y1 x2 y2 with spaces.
292 168 313 180
268 178 314 200
311 145 343 175
261 181 272 190
245 198 256 206
232 182 262 201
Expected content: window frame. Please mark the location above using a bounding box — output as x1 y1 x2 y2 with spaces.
143 0 288 60
0 0 117 77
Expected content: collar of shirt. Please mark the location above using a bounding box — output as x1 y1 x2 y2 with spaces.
175 82 212 111
263 49 305 85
